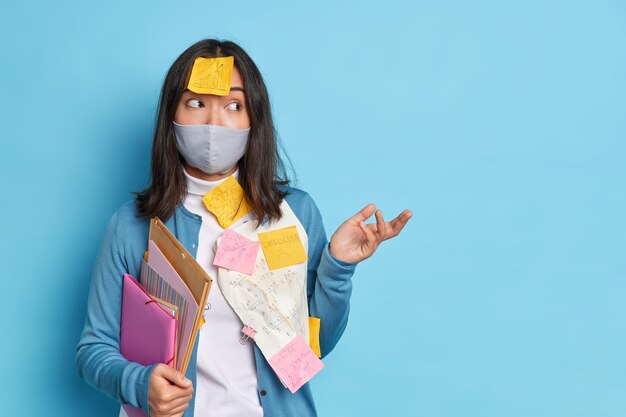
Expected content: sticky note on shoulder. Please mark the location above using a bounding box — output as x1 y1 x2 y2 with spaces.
187 56 234 96
202 176 252 228
258 225 308 270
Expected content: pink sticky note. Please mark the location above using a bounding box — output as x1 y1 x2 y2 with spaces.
268 336 324 393
213 228 260 275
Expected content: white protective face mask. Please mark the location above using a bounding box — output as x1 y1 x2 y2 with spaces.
173 121 250 175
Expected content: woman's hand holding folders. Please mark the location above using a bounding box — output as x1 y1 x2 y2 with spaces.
149 364 194 417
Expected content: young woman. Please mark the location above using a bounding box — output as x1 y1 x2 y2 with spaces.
75 38 412 417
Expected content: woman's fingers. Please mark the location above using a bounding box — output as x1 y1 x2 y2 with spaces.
352 205 411 245
374 210 387 239
350 203 376 224
358 220 377 244
154 363 191 389
387 210 413 237
150 381 193 417
153 391 192 417
165 400 191 416
161 384 193 402
166 391 193 410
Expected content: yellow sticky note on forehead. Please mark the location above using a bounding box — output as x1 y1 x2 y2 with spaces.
258 225 308 270
187 56 234 96
202 176 252 228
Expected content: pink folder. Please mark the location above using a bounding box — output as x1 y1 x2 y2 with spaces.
120 273 177 417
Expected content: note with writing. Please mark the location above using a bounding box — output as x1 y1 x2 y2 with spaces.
258 225 308 270
268 335 324 393
219 248 308 356
213 228 260 275
202 175 252 228
187 56 234 96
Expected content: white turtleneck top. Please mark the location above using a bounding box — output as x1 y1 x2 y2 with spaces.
181 166 263 417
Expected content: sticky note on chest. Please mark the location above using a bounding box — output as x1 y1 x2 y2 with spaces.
187 56 234 96
268 335 324 393
213 229 260 275
258 225 308 270
202 176 252 228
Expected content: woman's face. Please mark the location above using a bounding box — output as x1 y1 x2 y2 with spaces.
174 65 250 129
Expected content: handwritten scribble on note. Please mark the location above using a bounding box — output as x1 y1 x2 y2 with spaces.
213 228 260 275
268 335 324 393
202 176 252 228
187 56 234 96
257 225 308 270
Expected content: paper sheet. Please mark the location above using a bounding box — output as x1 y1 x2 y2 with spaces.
187 56 234 96
202 175 252 228
213 228 260 275
216 200 310 360
258 225 308 270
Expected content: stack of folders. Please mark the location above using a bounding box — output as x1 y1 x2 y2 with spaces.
119 217 213 417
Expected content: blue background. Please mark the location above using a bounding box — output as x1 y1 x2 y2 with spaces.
2 1 625 416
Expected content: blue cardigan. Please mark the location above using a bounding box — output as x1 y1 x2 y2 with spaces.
75 185 356 417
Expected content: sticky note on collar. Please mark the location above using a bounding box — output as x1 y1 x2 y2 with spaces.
258 225 308 270
202 176 252 228
187 56 234 96
308 317 321 358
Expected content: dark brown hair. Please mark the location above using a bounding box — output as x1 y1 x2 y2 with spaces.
135 39 294 224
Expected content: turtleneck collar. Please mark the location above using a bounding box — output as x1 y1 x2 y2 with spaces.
183 165 240 196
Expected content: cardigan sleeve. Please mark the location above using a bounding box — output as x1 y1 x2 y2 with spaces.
298 192 357 359
74 210 157 417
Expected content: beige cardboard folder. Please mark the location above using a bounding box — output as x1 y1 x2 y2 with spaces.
147 217 212 374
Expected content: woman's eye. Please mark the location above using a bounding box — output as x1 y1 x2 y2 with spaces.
226 102 242 111
187 98 204 108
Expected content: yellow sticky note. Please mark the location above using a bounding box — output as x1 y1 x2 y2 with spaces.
187 56 234 96
202 176 252 228
258 225 308 270
308 317 321 358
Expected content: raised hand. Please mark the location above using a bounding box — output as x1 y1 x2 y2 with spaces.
329 203 412 264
